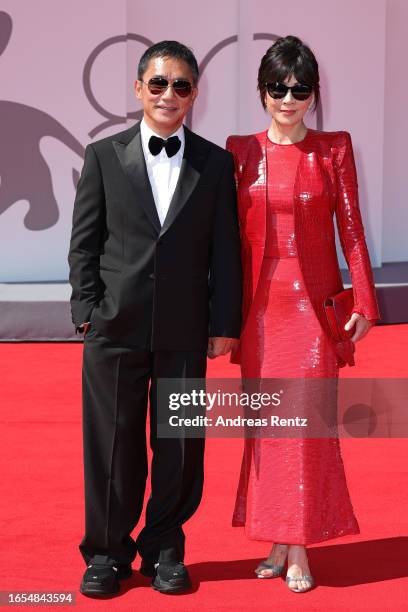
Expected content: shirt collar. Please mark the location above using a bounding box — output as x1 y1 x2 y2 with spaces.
140 118 185 159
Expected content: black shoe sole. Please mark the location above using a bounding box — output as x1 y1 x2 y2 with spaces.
151 576 192 594
80 582 120 597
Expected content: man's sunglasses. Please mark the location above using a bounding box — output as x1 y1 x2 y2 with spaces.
142 77 193 98
266 82 313 101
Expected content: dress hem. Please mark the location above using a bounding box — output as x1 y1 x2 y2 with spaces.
231 521 360 546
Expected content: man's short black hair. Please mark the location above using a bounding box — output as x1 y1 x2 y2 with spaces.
138 40 199 85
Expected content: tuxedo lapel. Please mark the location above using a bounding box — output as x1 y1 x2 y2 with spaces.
113 124 161 234
160 127 210 237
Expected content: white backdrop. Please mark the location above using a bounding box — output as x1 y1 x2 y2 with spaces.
1 0 405 281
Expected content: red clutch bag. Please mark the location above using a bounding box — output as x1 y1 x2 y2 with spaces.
324 288 355 367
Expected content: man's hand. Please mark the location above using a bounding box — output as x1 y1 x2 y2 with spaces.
207 337 239 359
344 313 373 343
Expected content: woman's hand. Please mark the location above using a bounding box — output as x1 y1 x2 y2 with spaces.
207 337 239 359
344 312 373 343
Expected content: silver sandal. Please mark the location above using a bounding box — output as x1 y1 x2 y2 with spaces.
255 561 285 579
285 574 315 592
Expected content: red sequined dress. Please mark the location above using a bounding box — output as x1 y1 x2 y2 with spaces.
230 131 366 544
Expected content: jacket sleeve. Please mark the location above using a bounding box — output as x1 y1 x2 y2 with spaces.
208 151 242 338
225 136 239 188
333 132 380 322
67 144 106 329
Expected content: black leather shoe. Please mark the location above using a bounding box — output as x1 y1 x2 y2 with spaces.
151 562 192 594
80 555 132 597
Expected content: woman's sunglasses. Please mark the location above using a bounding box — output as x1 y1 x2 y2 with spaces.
266 82 313 101
142 77 193 98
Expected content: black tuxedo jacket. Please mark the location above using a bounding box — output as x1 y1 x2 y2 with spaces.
68 122 242 350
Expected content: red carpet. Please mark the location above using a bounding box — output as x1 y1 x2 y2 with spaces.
1 324 407 610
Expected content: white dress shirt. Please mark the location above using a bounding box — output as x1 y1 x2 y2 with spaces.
140 118 185 226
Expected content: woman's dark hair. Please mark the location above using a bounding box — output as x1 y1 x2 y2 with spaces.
138 40 199 85
258 35 320 111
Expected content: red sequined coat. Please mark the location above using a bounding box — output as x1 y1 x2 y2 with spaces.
226 129 380 367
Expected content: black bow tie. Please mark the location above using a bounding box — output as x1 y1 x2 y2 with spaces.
148 135 181 158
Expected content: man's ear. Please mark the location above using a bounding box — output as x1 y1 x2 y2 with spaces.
191 88 198 104
134 79 142 99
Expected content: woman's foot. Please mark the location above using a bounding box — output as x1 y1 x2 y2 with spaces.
286 545 314 592
255 543 288 578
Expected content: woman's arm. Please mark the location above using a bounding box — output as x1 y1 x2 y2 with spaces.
333 131 381 332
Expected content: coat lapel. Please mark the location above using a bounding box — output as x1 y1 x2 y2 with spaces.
113 123 161 233
160 126 210 237
113 123 210 236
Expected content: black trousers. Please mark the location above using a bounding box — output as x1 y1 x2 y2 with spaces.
78 327 207 566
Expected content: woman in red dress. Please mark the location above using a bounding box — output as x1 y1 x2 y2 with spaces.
227 35 380 592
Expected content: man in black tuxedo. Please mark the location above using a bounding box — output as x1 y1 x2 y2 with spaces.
68 41 242 597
